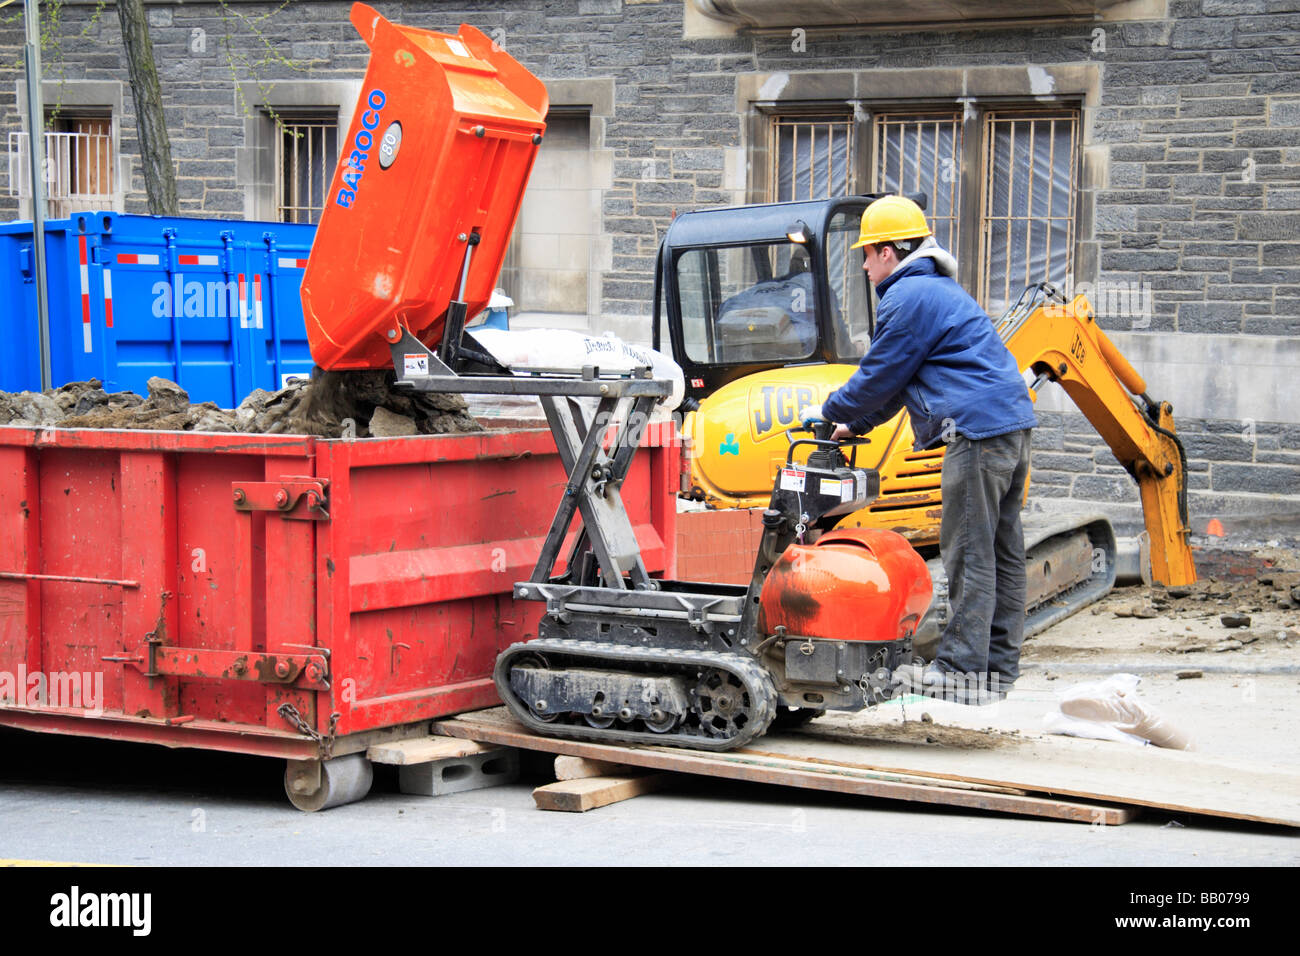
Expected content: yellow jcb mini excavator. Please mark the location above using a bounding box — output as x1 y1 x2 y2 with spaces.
653 196 1196 643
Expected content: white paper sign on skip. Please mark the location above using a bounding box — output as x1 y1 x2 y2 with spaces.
472 328 686 422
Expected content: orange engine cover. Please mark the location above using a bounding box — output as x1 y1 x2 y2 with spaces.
758 529 932 643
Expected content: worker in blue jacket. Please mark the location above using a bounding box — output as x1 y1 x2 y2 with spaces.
801 196 1037 704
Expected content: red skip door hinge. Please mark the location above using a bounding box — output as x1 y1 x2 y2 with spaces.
231 477 329 520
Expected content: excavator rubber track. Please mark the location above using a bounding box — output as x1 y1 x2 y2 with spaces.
912 513 1117 660
494 638 778 752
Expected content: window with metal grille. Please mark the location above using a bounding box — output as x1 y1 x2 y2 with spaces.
771 114 854 202
274 113 339 224
872 113 963 259
978 111 1079 316
769 104 1079 317
8 110 116 217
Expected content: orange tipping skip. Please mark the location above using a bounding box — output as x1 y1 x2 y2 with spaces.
301 3 549 371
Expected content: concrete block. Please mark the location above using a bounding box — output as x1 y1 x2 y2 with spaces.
398 747 520 797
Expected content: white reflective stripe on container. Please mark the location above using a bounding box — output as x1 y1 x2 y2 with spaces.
104 269 114 329
78 235 92 353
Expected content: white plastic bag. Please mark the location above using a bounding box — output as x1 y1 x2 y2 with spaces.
1043 673 1195 751
1042 710 1148 746
472 328 685 422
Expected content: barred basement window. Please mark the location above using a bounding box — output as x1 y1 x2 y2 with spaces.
8 110 116 217
771 113 854 202
978 111 1079 316
274 113 339 224
872 112 963 260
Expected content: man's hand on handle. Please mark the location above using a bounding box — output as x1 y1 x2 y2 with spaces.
800 404 854 442
798 404 825 426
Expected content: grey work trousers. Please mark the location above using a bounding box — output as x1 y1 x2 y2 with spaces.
934 429 1033 688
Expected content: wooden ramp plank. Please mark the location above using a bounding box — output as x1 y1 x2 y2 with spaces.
755 710 1300 828
433 710 1138 825
533 774 669 812
554 756 634 781
433 708 1300 828
367 736 496 766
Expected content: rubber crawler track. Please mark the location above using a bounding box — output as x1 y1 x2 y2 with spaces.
494 638 778 752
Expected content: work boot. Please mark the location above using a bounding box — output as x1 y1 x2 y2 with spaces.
943 672 1010 706
894 662 951 694
919 664 965 702
892 662 933 692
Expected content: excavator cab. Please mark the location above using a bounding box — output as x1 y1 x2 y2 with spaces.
653 196 902 401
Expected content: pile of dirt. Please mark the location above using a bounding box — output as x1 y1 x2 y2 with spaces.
234 370 481 437
1101 549 1300 622
0 373 482 438
1062 545 1300 657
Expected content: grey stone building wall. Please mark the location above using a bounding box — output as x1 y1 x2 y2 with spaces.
1 0 1298 528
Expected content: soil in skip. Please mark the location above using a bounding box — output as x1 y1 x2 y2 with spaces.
0 372 483 438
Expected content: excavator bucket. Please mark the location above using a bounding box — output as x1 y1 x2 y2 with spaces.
301 2 548 371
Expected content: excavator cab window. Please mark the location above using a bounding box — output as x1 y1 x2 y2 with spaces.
676 241 819 366
826 210 875 361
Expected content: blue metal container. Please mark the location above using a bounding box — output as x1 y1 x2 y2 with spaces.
0 212 316 407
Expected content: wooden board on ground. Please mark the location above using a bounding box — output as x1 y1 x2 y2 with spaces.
755 710 1300 828
366 736 496 766
554 756 636 781
534 773 670 812
433 708 1140 826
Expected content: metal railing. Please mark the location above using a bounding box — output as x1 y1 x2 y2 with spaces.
8 130 116 216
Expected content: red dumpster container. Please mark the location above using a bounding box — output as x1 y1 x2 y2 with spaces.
0 425 677 769
301 2 549 371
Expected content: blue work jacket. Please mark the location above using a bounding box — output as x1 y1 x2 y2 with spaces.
821 253 1037 450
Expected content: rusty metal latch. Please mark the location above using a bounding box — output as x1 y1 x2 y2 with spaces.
231 477 329 520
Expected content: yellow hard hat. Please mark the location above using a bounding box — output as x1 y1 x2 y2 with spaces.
851 196 932 249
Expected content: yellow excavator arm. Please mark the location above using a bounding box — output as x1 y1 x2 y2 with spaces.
1002 288 1196 586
